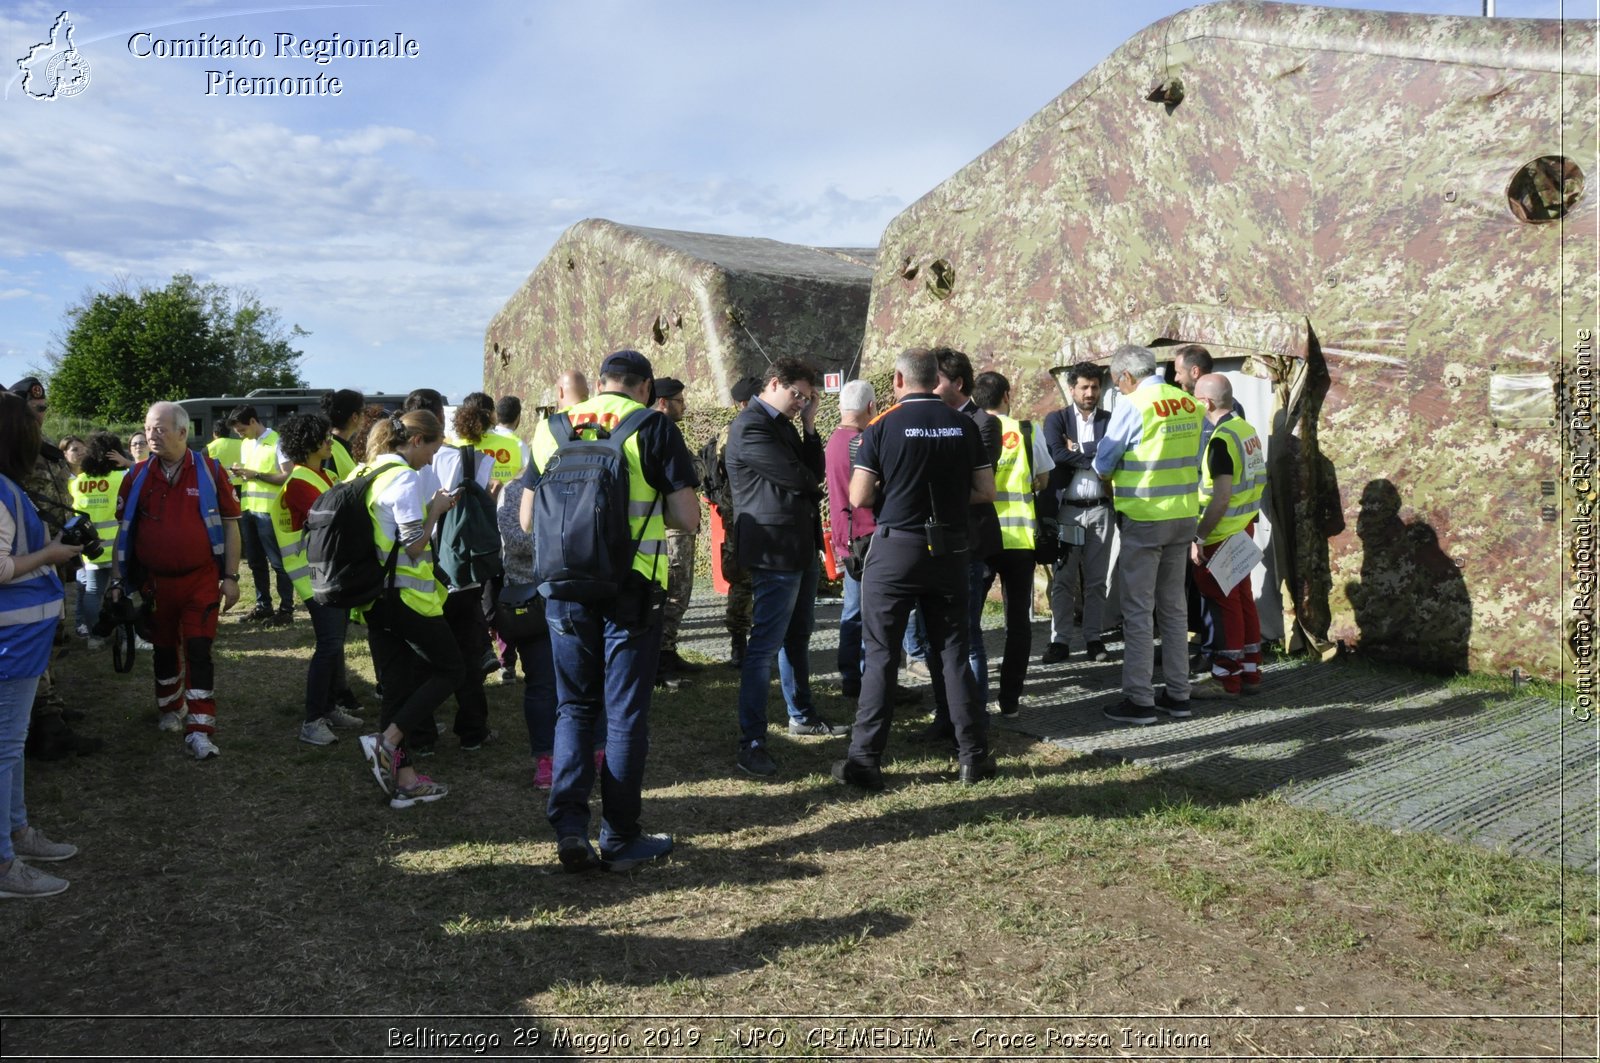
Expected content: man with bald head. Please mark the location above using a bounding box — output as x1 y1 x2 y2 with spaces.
1187 374 1266 698
110 402 242 759
556 371 590 409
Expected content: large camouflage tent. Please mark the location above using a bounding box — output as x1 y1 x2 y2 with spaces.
484 219 874 411
861 0 1596 677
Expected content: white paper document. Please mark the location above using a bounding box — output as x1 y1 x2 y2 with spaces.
1207 532 1263 596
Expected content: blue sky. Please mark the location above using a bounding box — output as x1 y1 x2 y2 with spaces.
0 0 1579 403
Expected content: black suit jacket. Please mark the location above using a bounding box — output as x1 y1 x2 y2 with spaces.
966 407 1005 561
1041 406 1111 512
727 403 825 570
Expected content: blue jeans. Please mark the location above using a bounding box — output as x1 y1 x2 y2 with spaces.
738 560 818 746
0 675 41 864
76 565 108 633
545 598 661 848
904 604 930 661
518 627 561 757
837 570 863 695
241 511 293 610
304 600 351 723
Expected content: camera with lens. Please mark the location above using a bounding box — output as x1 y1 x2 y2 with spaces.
90 592 138 638
59 511 103 561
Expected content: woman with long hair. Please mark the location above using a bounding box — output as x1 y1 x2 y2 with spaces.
0 392 82 897
353 410 461 808
273 414 365 746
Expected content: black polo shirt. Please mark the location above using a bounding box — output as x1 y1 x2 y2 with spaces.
853 393 989 531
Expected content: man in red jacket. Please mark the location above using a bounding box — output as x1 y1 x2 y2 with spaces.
110 402 241 760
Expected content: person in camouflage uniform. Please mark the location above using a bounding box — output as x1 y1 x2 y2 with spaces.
9 378 101 760
652 378 703 681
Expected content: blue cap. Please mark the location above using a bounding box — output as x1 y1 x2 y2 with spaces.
599 349 653 379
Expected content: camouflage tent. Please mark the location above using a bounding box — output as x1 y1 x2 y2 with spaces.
484 219 874 411
860 0 1596 676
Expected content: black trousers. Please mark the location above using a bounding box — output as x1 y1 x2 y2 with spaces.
847 529 989 767
442 588 491 744
976 548 1036 710
364 593 463 748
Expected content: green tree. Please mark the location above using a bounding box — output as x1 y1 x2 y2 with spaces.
48 274 307 422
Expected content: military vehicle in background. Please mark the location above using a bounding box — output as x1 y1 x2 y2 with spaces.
177 387 423 447
858 1 1595 677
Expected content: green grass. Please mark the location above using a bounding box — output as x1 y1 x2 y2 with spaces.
1 588 1594 1058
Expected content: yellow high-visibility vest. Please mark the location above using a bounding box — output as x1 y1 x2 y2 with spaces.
1198 416 1266 545
239 429 282 514
991 414 1036 551
1110 384 1202 522
272 465 333 603
67 470 125 570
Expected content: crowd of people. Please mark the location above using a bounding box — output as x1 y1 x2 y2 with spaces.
0 339 1265 889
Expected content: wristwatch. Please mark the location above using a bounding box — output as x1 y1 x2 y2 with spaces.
222 573 239 581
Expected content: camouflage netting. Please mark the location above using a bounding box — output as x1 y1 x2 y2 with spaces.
485 219 880 588
859 0 1597 677
484 219 873 413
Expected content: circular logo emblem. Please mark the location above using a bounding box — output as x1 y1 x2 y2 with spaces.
1002 430 1020 450
45 49 90 98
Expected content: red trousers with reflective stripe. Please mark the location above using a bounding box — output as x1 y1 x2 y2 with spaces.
1191 535 1260 693
147 568 221 734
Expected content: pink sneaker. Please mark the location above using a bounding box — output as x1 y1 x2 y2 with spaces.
534 754 553 790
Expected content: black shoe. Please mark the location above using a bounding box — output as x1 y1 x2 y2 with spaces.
272 604 294 626
557 835 599 873
661 650 704 674
789 716 849 737
736 744 777 777
995 701 1020 719
957 754 997 784
1154 691 1193 718
478 648 501 677
840 683 861 699
831 758 884 791
728 633 746 668
913 721 956 744
1041 642 1071 664
1103 699 1158 726
1086 640 1109 662
244 603 274 623
23 715 74 761
891 685 923 708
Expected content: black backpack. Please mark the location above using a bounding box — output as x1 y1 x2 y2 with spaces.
304 467 400 609
436 446 503 589
532 407 657 602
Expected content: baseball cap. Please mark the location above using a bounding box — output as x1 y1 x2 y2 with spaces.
730 376 762 403
599 349 653 379
653 378 685 400
9 377 45 401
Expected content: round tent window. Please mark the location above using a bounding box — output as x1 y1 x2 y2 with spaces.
1506 155 1583 224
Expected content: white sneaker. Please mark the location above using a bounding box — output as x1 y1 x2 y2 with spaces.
186 732 220 760
298 718 337 746
134 636 153 651
74 624 89 639
325 707 365 729
0 859 68 898
157 711 184 733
